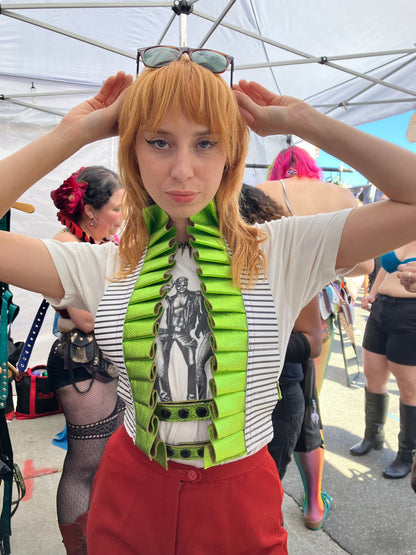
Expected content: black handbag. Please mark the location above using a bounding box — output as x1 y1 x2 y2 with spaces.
14 300 61 420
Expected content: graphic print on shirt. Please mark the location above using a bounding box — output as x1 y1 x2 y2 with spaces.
154 274 213 402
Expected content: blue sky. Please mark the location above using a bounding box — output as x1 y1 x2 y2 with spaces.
317 111 416 190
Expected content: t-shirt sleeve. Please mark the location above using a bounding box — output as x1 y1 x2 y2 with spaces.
260 208 352 347
41 239 120 317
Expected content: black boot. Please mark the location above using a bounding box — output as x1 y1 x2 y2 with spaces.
410 451 416 493
350 390 388 456
383 402 416 479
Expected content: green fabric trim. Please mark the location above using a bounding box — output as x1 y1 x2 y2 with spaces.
123 205 176 469
208 412 245 439
203 294 245 314
210 372 246 396
204 431 246 469
123 201 249 469
189 202 248 468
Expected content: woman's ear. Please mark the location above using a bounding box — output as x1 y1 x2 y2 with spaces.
83 204 94 219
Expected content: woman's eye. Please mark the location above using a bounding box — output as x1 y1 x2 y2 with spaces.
145 139 168 149
198 140 218 150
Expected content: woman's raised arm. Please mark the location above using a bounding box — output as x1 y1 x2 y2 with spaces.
233 80 416 269
0 71 132 298
0 71 132 218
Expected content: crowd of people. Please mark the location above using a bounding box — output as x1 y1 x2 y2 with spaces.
2 45 416 554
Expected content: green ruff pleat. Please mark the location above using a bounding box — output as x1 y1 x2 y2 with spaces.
123 201 248 469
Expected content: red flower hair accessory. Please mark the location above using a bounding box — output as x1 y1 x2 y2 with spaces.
50 167 88 216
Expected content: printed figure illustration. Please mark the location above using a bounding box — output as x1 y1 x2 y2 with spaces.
155 276 213 401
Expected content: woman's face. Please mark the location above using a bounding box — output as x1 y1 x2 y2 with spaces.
135 109 227 237
90 187 124 241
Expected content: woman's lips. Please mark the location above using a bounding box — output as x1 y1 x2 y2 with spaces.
167 191 199 204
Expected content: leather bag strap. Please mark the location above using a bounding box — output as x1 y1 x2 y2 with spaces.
16 299 50 373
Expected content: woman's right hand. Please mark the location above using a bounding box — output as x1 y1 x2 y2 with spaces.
361 292 376 311
397 262 416 293
58 71 133 145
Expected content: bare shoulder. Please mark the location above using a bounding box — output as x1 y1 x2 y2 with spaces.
52 229 80 244
256 181 278 193
256 180 284 201
296 179 357 211
329 183 357 205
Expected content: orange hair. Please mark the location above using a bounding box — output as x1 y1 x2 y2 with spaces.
117 57 266 287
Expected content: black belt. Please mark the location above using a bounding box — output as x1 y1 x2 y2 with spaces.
155 400 212 422
165 441 209 460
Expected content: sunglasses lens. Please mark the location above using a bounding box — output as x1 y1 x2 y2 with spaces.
143 46 179 68
191 50 228 73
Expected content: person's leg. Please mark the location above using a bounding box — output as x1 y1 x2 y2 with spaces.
294 359 328 530
293 448 331 530
54 377 124 554
350 349 390 455
268 382 305 480
315 317 333 394
383 361 416 478
56 378 124 521
411 452 416 493
381 297 416 478
351 299 391 456
289 324 330 531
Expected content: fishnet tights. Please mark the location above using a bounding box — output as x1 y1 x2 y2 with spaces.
56 378 125 524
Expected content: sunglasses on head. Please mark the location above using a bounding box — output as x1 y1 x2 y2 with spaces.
136 46 234 86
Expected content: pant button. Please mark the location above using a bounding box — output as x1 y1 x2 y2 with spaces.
187 470 199 481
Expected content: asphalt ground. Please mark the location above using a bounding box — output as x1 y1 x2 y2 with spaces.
4 287 416 554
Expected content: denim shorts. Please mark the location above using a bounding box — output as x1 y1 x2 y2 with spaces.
363 294 416 365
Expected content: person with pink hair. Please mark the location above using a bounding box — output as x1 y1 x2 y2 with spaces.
267 145 323 182
257 145 372 530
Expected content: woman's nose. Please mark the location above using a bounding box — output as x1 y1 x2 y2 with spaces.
170 152 194 183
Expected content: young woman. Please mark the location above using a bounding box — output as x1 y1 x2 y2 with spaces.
350 241 416 480
47 166 125 554
1 47 416 554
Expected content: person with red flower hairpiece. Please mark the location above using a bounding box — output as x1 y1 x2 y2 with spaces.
47 165 125 554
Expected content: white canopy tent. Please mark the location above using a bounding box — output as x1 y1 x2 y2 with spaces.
1 0 416 359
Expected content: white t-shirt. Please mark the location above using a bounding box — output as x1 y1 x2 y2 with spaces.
43 207 352 463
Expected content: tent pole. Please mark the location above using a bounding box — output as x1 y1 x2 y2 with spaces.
196 0 237 47
323 54 416 116
1 10 134 59
180 14 187 46
172 0 197 46
195 10 416 97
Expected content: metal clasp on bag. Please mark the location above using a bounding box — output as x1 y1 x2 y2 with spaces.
69 331 94 364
